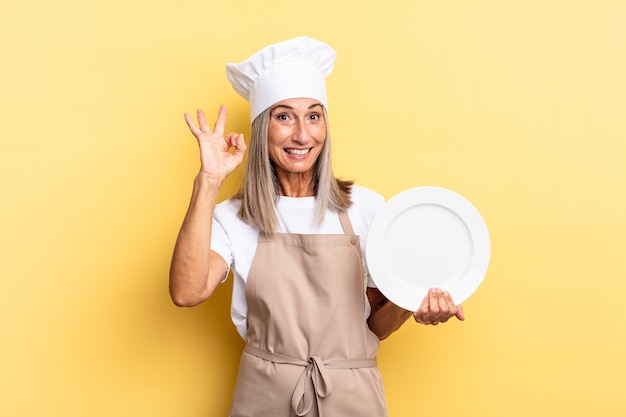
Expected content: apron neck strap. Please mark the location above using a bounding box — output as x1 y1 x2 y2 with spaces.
338 211 355 235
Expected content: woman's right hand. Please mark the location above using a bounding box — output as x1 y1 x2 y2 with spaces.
184 105 246 182
170 105 243 307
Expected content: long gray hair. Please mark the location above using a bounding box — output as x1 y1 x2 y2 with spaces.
235 106 353 234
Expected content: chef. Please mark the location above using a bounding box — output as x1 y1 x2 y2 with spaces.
169 36 464 416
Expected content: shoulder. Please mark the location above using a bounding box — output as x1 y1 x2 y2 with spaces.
347 184 386 229
213 198 258 236
211 197 259 262
214 198 242 221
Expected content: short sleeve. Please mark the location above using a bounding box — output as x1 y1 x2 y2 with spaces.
211 214 233 282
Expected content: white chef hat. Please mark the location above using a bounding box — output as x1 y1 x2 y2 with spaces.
226 36 336 122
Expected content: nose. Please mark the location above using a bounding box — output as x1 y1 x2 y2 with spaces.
292 120 308 144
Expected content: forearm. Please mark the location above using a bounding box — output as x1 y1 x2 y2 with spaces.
368 302 412 340
366 288 413 340
169 174 223 306
366 286 466 339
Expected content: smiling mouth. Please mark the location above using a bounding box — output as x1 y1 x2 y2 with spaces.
285 148 312 157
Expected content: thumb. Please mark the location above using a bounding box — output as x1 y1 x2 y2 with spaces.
232 133 246 157
455 305 465 321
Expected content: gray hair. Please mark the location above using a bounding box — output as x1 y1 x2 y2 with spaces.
235 106 353 234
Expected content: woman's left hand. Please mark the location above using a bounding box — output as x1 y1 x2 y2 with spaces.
413 288 465 325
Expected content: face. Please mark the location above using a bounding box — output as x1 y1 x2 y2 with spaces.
267 98 327 180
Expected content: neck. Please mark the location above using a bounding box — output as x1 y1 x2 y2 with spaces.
277 171 315 197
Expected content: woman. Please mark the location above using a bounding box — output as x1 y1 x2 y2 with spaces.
169 37 464 417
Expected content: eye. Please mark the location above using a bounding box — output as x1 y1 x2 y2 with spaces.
274 113 291 122
309 113 322 121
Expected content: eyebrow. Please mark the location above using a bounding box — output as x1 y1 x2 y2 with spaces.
270 103 323 111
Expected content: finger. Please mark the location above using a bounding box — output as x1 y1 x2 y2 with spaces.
233 135 246 163
184 112 200 133
233 133 247 157
441 290 462 322
436 290 456 322
213 105 227 137
197 109 210 132
442 290 456 309
431 288 450 324
413 292 431 324
438 290 453 315
225 132 239 147
455 304 466 321
228 132 239 144
224 132 237 149
236 132 245 146
429 288 441 316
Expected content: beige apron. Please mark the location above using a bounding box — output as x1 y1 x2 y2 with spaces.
229 211 387 417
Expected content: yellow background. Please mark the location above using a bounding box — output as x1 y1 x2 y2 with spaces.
2 0 625 416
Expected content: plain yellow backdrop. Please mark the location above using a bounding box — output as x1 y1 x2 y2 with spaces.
2 0 625 416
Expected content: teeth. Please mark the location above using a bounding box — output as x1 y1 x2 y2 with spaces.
286 148 310 156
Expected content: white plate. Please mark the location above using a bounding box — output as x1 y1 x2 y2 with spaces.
366 186 490 311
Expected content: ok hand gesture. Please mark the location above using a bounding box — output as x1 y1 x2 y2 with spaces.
184 105 246 183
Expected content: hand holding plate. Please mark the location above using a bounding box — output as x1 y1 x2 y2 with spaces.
413 288 465 325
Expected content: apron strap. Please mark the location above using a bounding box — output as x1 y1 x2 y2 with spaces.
244 344 377 417
337 210 355 236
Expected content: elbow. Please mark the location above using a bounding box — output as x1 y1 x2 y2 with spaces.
169 283 207 307
170 293 201 307
169 264 219 307
169 267 210 307
376 331 392 341
368 321 392 341
367 309 413 341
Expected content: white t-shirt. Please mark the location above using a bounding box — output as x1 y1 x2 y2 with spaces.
211 185 385 340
